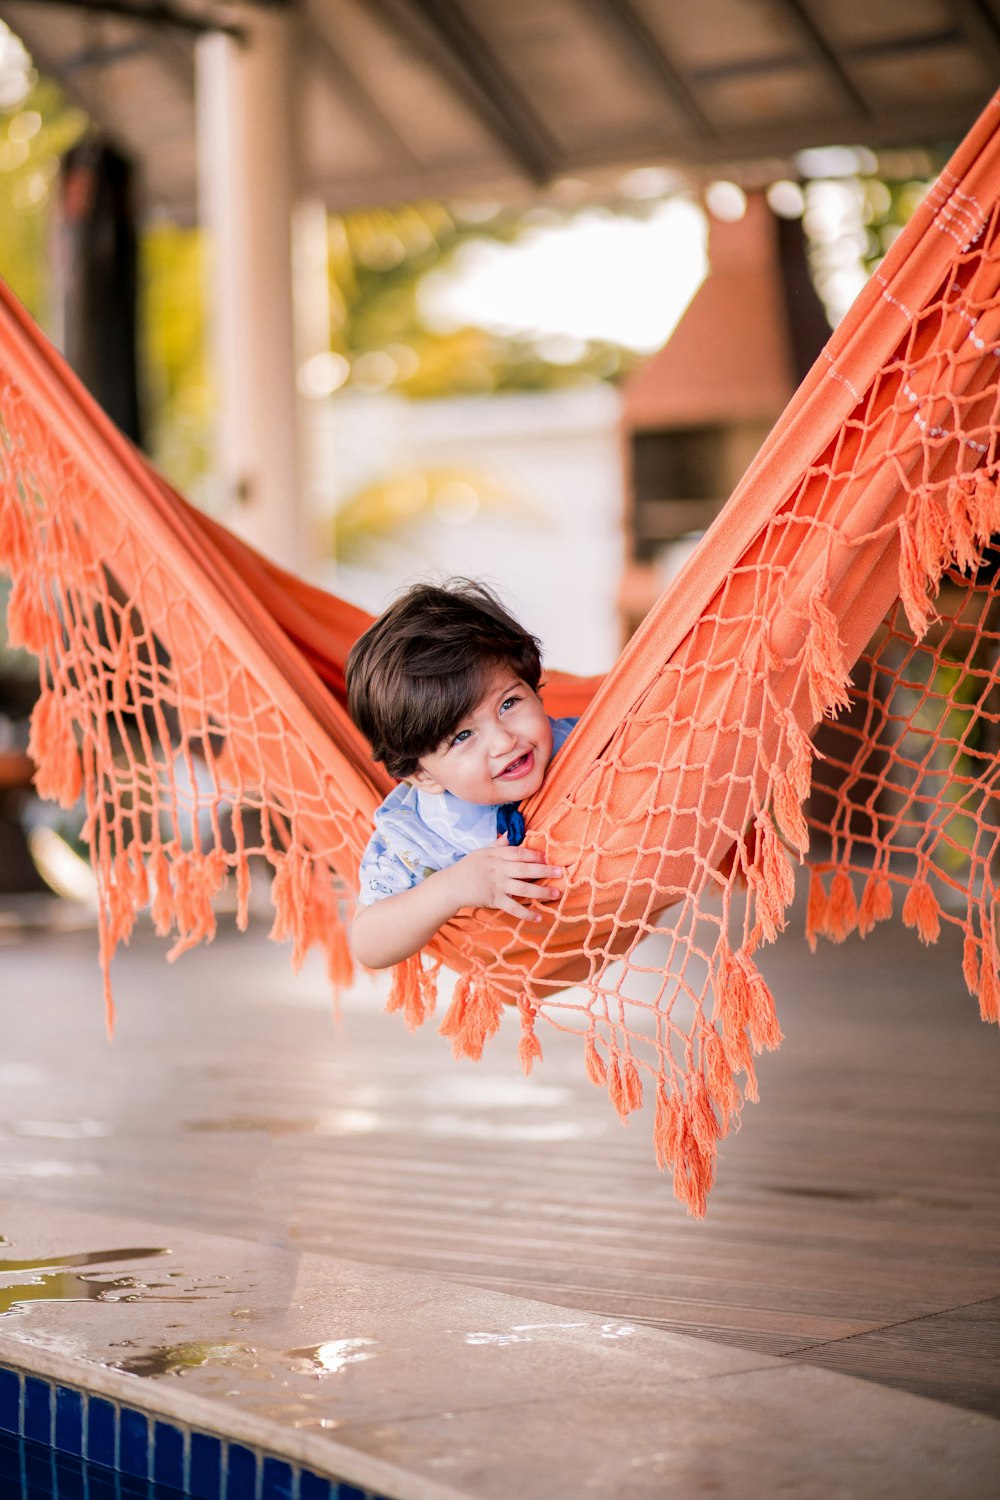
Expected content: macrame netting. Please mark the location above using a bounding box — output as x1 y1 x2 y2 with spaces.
3 92 1000 1215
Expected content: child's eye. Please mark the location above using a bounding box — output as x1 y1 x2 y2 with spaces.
450 729 472 747
500 696 520 713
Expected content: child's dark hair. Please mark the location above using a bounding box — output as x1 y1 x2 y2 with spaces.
346 580 542 779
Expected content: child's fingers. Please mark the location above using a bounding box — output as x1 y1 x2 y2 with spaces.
503 879 561 901
500 850 564 878
495 894 543 922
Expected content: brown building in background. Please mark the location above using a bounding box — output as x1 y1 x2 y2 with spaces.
618 193 829 638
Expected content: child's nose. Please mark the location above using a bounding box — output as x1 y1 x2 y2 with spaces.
489 724 519 755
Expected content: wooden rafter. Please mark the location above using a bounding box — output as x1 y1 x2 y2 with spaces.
573 0 715 140
779 0 871 117
359 0 559 185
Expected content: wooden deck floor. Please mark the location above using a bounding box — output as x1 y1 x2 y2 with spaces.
1 900 998 1420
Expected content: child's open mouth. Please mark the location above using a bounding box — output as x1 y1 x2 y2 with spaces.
497 750 535 781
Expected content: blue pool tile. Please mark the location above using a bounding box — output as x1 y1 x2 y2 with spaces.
54 1387 83 1456
24 1444 53 1482
86 1470 118 1500
53 1452 86 1500
23 1377 51 1444
118 1468 163 1498
0 1369 20 1434
300 1475 331 1500
153 1419 185 1487
262 1454 294 1500
189 1430 222 1500
337 1486 367 1500
0 1432 20 1483
118 1407 148 1478
226 1441 257 1500
86 1396 116 1467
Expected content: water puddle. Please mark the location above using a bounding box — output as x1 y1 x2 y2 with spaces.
0 1247 168 1275
110 1336 378 1389
112 1340 255 1377
0 1245 236 1319
286 1339 378 1374
462 1320 636 1345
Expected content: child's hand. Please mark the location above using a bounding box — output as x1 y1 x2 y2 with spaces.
449 836 564 921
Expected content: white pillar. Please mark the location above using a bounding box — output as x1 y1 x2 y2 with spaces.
195 9 303 571
292 196 333 565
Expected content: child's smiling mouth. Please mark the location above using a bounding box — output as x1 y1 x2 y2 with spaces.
496 749 535 781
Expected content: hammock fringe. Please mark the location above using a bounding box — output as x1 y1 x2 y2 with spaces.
27 689 82 808
517 1001 544 1073
858 870 893 936
438 964 505 1060
901 878 942 946
806 583 853 722
386 952 441 1031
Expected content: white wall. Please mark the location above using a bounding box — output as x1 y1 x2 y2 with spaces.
305 385 624 676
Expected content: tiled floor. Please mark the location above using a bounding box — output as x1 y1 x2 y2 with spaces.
0 899 998 1494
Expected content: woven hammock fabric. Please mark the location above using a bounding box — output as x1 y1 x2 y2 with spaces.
3 92 1000 1214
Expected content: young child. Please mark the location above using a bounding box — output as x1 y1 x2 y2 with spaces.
346 580 574 969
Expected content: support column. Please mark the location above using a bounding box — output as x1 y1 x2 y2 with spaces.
195 8 303 571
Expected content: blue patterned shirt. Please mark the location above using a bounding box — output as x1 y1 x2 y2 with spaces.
357 717 577 906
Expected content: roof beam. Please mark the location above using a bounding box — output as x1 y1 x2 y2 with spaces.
779 0 871 117
9 0 243 39
359 0 559 185
303 16 422 170
573 0 715 140
944 0 1000 72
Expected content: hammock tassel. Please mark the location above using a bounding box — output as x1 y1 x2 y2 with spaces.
438 964 505 1060
898 516 937 638
748 814 795 943
269 848 311 970
6 571 51 654
655 1091 715 1219
858 869 893 936
607 1051 643 1122
901 877 942 945
806 583 852 722
826 869 859 942
772 713 814 854
653 1088 681 1173
963 929 981 997
945 475 982 573
386 953 440 1031
106 847 145 948
805 867 829 952
166 847 225 959
27 689 82 808
915 489 950 581
701 1023 741 1124
0 490 30 571
714 941 783 1072
687 1072 721 1158
517 1001 543 1074
150 844 174 937
975 921 1000 1025
584 1028 607 1087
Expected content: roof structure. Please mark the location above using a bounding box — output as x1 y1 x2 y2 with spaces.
0 0 997 220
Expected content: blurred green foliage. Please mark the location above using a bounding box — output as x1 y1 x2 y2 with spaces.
0 75 86 319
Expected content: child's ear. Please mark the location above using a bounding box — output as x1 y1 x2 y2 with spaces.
409 766 446 795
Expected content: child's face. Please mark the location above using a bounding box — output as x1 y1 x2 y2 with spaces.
410 669 554 805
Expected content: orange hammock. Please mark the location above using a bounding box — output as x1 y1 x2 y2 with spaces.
4 91 1000 1215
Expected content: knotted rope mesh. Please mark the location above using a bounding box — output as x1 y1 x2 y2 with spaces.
3 92 1000 1214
